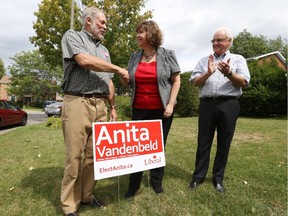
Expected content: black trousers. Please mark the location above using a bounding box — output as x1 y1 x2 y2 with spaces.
127 108 173 193
192 98 240 184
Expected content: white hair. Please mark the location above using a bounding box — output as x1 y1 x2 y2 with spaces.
81 7 103 27
214 26 234 48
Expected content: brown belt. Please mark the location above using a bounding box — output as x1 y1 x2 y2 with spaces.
64 91 107 98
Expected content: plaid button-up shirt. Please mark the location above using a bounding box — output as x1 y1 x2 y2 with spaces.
61 29 113 95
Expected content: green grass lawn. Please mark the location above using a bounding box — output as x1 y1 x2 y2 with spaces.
0 117 286 216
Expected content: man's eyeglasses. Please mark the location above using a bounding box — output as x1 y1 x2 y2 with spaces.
211 38 229 43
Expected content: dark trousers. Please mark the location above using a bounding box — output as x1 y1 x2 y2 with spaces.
127 108 173 193
192 98 240 184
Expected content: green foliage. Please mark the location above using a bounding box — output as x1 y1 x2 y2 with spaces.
239 59 287 116
115 95 132 120
231 29 287 59
268 36 288 59
175 72 199 117
7 50 62 102
45 116 62 128
0 58 5 79
30 0 80 67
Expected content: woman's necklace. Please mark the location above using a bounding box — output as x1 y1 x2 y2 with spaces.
143 51 155 62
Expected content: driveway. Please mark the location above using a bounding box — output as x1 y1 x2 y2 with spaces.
0 110 48 135
26 110 48 125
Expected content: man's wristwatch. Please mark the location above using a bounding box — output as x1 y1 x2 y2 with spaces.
110 105 117 110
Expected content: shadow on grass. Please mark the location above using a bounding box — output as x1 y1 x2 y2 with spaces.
21 167 63 215
19 167 133 213
166 162 192 181
19 162 192 214
93 161 192 204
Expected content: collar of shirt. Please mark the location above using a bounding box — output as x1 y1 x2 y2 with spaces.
213 50 230 60
82 30 101 46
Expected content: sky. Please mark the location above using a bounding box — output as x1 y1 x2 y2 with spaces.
0 0 287 73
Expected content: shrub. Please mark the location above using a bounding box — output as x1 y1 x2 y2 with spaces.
45 116 62 128
239 60 287 116
175 72 199 117
115 95 131 121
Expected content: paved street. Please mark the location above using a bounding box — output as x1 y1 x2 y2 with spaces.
25 110 48 126
0 110 48 135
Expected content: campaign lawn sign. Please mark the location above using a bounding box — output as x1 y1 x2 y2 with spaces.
92 120 165 180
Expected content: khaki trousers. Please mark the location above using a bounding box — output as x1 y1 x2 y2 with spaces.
60 95 107 214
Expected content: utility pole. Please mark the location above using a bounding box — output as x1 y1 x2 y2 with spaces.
70 0 75 29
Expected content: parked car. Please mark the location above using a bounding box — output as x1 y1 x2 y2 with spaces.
42 100 57 110
44 102 63 117
0 100 28 127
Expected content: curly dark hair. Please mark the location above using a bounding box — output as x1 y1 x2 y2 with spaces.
136 20 163 48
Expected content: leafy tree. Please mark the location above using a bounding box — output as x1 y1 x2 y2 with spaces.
268 36 287 57
0 59 5 79
30 0 152 94
7 50 62 104
231 29 287 59
30 0 79 68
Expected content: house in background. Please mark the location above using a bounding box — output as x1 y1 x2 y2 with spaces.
246 51 287 71
0 75 63 103
0 75 11 100
0 75 38 103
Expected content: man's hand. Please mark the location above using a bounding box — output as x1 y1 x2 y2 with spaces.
217 58 231 76
119 68 129 83
208 54 217 74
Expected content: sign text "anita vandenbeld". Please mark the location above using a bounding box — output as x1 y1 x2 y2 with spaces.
92 120 165 180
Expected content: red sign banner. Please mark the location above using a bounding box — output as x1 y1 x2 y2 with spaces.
92 120 165 180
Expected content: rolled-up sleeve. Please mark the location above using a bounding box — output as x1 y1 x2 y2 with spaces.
61 30 89 61
189 57 208 81
236 55 250 84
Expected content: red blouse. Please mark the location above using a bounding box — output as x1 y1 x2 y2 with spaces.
133 61 163 109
